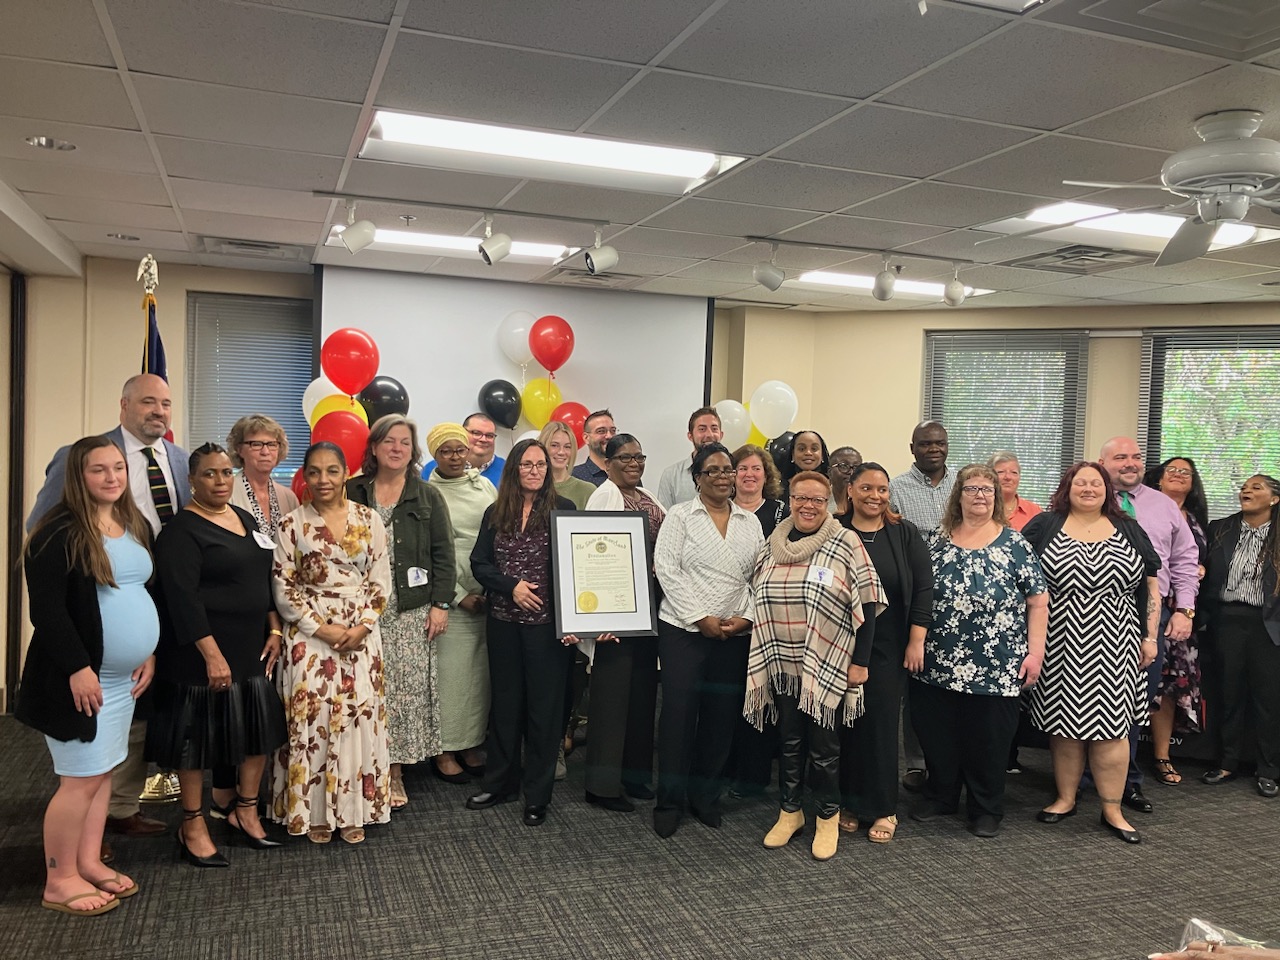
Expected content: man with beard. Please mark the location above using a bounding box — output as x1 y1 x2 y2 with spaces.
656 407 723 510
571 409 616 486
420 413 505 486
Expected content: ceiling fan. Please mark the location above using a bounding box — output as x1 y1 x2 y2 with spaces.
996 110 1280 267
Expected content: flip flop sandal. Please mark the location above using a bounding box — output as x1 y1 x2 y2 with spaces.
1154 759 1182 785
390 776 409 808
92 871 138 899
41 892 120 916
838 813 860 833
868 815 898 843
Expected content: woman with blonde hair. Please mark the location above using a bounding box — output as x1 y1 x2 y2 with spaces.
539 420 595 510
226 414 299 540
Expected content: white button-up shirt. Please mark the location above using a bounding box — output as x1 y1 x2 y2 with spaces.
121 427 177 537
654 497 762 631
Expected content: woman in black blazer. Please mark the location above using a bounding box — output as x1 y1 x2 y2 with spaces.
1200 474 1280 798
836 462 934 843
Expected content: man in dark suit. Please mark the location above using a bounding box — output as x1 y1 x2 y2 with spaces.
28 373 191 841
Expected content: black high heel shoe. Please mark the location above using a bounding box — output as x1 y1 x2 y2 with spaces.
177 809 230 868
226 795 282 849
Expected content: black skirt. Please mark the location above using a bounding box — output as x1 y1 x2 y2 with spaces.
145 674 286 770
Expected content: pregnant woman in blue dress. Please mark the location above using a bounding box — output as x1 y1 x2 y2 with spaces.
17 436 159 916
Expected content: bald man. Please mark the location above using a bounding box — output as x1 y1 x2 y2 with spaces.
28 373 192 843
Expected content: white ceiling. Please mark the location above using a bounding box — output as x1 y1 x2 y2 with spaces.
5 0 1280 310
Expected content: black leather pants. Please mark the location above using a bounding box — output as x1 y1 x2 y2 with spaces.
776 691 841 818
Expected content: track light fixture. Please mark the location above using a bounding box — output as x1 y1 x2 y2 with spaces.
752 243 785 291
584 227 619 275
339 201 376 254
943 265 967 307
478 215 512 264
872 259 899 301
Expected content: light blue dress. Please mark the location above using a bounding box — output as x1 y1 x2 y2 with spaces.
45 533 159 777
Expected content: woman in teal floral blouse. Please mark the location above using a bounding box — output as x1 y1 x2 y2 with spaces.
907 463 1048 838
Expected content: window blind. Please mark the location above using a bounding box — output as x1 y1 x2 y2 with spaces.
1138 327 1280 521
923 330 1089 508
185 292 314 480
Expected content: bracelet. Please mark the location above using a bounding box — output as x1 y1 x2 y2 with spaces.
269 629 283 637
1141 638 1157 645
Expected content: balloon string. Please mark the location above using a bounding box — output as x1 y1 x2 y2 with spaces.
520 363 527 390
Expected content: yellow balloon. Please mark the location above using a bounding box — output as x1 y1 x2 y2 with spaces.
308 393 368 429
746 424 768 447
522 377 562 428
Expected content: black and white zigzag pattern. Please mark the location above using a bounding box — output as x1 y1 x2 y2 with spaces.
1030 531 1146 741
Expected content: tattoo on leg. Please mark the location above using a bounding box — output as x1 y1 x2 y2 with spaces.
48 856 57 868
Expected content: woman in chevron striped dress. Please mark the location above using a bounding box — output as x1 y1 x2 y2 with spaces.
1022 462 1161 844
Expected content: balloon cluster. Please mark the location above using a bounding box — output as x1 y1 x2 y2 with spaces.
479 311 587 446
296 327 407 499
714 380 800 467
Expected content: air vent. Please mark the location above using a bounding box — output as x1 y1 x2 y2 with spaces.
541 268 646 290
1000 244 1154 275
198 236 310 262
717 298 803 310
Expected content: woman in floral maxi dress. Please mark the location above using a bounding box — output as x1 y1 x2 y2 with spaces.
270 442 392 844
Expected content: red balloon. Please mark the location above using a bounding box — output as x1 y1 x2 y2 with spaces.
550 401 589 448
528 315 574 373
311 410 369 476
321 327 380 396
290 466 311 503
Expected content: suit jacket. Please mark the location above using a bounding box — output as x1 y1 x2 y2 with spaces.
1203 513 1280 645
28 425 192 531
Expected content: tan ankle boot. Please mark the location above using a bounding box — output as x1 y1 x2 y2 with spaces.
812 813 839 861
763 808 805 848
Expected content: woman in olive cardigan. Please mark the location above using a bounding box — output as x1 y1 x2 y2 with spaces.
347 415 456 807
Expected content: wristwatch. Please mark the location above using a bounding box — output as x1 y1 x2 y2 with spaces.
1176 607 1195 620
432 601 452 611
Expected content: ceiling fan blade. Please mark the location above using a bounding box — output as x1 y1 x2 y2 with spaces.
973 202 1188 246
1154 217 1217 267
1062 180 1170 190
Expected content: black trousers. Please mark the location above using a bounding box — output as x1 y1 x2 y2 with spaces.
655 621 747 816
1216 604 1280 780
481 617 573 807
910 681 1019 821
776 692 841 818
583 636 658 797
725 714 777 793
839 640 908 819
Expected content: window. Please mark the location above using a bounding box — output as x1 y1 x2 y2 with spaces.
186 292 313 480
923 330 1089 507
1139 327 1280 521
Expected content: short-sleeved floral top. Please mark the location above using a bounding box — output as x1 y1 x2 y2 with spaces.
916 526 1046 698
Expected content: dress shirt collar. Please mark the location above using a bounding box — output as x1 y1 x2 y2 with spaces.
121 426 164 459
908 463 952 487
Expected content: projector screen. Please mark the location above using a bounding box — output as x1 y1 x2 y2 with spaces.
319 267 711 475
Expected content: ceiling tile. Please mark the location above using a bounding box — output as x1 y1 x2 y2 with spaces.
846 182 1044 229
1037 0 1280 61
134 77 359 154
641 198 816 237
0 158 168 204
55 221 189 250
637 277 751 298
170 179 333 221
776 105 1034 178
661 0 1002 98
883 22 1218 129
1197 267 1280 290
342 161 522 208
76 242 200 264
1105 285 1263 303
588 252 700 276
0 58 137 129
716 245 871 271
194 252 313 273
377 34 637 132
183 210 325 245
1199 239 1280 266
943 263 1080 290
668 260 757 283
1095 259 1275 284
337 206 482 236
400 0 710 62
894 229 1062 263
777 214 946 249
27 194 180 231
426 258 556 283
940 136 1168 198
586 72 850 156
502 182 675 225
1020 275 1170 298
0 117 157 173
602 226 745 259
109 0 384 103
0 0 112 66
250 0 397 22
697 160 909 212
958 291 1080 308
155 138 343 190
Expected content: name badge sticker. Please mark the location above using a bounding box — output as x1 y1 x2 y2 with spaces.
252 531 275 550
806 565 835 586
407 566 430 588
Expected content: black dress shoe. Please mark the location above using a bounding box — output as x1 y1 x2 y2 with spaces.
909 799 956 822
901 769 927 793
465 791 517 810
1035 805 1077 824
460 761 487 779
968 814 1001 838
1100 813 1141 844
690 805 721 829
652 808 680 838
176 832 229 868
1201 769 1238 785
1122 787 1153 814
585 791 635 813
623 783 656 801
522 805 547 826
1257 777 1279 798
433 760 473 785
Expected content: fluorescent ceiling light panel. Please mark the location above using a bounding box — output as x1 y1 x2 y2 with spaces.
362 111 743 194
1026 202 1117 225
1014 202 1278 250
328 227 576 263
952 0 1046 10
795 271 993 299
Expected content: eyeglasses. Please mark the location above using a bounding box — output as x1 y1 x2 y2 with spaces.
961 485 995 498
1164 466 1193 477
699 467 734 478
790 495 827 507
468 429 498 441
518 461 548 473
610 453 646 464
591 426 617 436
242 440 280 451
830 461 859 474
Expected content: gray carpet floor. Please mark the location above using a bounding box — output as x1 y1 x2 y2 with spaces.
0 715 1276 960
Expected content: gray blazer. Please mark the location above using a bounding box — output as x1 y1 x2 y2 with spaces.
27 425 192 531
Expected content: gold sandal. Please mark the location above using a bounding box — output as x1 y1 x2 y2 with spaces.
868 815 898 843
307 826 332 844
340 826 365 845
390 775 409 808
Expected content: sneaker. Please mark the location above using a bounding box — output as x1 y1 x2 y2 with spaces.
1258 777 1279 798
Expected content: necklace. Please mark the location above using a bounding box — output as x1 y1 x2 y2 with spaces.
192 497 230 515
855 527 880 544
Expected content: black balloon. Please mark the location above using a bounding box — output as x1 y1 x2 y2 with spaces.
357 375 411 424
478 379 521 429
766 432 795 474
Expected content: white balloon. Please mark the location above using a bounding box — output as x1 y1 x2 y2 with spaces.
497 310 536 367
748 380 799 438
715 399 751 450
302 375 339 420
516 429 540 443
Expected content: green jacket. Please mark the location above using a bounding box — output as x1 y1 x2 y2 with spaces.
347 474 457 612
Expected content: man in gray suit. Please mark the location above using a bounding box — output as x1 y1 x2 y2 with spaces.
28 373 191 842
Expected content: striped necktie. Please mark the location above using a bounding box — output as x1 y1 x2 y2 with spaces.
1119 490 1136 519
143 446 175 525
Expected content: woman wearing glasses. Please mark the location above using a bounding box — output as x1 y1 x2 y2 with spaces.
581 434 664 811
652 443 762 838
827 447 862 516
465 439 580 827
228 415 300 536
910 464 1047 838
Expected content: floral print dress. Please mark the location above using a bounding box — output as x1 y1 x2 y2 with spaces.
270 501 392 834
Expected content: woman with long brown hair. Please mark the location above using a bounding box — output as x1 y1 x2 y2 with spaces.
18 435 158 914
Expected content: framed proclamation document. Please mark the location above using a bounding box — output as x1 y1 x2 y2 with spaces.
550 510 659 639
